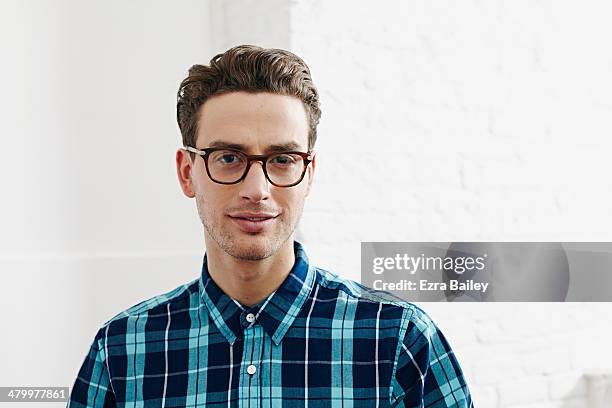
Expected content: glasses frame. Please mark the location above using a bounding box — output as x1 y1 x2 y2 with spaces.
183 146 314 187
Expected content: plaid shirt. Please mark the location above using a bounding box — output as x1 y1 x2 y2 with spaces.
68 241 472 407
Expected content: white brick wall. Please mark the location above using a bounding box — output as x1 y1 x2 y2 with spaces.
421 304 612 407
287 2 612 406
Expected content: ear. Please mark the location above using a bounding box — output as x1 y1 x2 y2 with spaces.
176 148 196 198
304 152 316 196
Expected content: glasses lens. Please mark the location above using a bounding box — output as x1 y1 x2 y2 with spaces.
207 150 247 183
266 153 306 186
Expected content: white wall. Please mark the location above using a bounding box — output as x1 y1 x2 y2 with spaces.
0 0 213 387
288 1 612 407
1 1 611 407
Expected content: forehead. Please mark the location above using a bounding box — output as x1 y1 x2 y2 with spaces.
195 91 309 152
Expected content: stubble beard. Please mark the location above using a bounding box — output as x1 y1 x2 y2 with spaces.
195 194 303 261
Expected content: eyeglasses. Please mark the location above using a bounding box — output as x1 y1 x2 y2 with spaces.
183 146 313 187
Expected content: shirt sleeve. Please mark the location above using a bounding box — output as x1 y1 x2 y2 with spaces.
390 306 473 408
67 327 117 408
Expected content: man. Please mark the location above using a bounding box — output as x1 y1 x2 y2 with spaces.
68 45 473 407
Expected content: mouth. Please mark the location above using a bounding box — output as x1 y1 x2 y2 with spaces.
227 213 278 233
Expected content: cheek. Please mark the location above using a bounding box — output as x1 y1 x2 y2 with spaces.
276 189 308 212
196 183 233 213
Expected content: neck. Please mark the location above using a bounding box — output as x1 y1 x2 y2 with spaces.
204 236 295 308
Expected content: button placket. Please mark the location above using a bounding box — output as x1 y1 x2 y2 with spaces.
238 324 264 407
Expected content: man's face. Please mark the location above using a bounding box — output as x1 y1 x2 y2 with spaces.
177 92 315 261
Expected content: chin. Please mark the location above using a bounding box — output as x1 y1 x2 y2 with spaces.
225 235 278 261
234 244 270 261
204 217 294 261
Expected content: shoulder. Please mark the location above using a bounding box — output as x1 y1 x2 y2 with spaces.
99 277 201 331
313 266 429 323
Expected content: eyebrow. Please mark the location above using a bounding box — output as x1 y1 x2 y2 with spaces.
207 140 305 153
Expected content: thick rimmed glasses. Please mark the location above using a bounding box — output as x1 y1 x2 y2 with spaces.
183 146 313 187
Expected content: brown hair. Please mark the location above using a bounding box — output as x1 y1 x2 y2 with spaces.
177 45 321 151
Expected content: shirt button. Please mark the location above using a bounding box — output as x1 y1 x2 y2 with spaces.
247 364 257 375
245 313 255 323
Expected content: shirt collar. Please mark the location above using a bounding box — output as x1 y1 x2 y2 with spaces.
198 240 316 346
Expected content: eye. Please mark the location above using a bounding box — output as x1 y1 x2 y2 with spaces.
219 153 238 164
211 150 245 166
269 154 298 166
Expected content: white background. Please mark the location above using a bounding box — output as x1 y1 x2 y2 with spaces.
1 1 611 407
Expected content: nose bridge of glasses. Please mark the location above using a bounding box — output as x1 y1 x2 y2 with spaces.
243 157 269 182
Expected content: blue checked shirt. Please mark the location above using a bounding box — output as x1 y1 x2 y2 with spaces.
68 241 472 407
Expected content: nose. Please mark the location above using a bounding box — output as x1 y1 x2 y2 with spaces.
238 161 271 202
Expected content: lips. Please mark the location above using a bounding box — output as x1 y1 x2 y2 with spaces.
227 212 278 233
